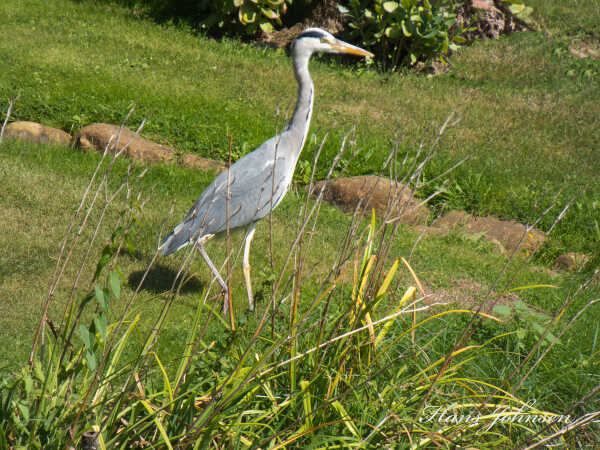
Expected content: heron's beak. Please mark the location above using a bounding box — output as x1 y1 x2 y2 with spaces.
332 39 374 58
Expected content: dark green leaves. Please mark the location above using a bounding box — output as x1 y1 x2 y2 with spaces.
340 0 466 70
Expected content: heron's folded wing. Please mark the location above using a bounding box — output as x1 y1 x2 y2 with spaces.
189 155 290 235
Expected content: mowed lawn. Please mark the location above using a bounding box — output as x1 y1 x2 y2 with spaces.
3 139 581 372
0 0 598 256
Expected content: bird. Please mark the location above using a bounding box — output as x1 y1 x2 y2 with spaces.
159 28 373 315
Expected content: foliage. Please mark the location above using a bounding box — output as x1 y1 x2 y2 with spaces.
339 0 466 70
504 0 535 24
127 0 298 36
0 166 573 446
1 0 600 442
494 297 560 351
2 106 597 446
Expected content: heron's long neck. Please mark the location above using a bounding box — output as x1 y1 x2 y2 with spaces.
287 52 314 156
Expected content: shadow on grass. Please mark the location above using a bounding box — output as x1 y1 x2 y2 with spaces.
128 265 205 294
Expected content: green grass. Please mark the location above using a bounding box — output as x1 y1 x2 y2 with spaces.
0 0 599 258
1 0 600 445
1 138 575 369
2 137 599 446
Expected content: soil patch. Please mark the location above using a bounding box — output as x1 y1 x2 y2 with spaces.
428 277 522 315
431 210 546 255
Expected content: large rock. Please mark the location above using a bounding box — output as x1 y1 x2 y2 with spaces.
2 121 72 146
180 153 226 173
569 38 600 59
433 210 546 254
75 123 175 163
455 0 531 42
311 175 429 224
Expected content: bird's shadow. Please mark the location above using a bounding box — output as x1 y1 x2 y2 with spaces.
128 264 205 295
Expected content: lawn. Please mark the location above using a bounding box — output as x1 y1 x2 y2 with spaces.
1 0 599 446
1 0 599 256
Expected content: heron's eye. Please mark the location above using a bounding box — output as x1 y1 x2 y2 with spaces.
320 37 329 44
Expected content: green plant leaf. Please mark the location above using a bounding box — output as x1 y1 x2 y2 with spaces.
383 1 399 13
17 402 30 422
239 4 257 24
95 245 113 279
260 7 279 20
514 300 528 312
23 372 33 396
300 380 313 432
260 21 274 33
332 400 360 438
86 349 97 371
141 400 173 449
401 21 412 37
94 313 107 341
79 324 92 349
33 361 45 383
376 259 399 299
0 425 8 449
493 304 512 317
109 270 120 300
94 285 106 310
508 284 558 293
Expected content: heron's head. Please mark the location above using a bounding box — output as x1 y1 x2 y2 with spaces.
291 28 373 59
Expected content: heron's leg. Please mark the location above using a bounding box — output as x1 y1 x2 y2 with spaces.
196 242 230 315
243 223 257 311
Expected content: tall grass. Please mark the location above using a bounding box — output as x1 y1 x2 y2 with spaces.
1 107 598 447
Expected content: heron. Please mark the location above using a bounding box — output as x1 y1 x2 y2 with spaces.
159 28 373 314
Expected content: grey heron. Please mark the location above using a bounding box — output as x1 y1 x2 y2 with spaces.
159 28 373 314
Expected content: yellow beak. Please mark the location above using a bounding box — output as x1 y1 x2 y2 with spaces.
333 40 374 58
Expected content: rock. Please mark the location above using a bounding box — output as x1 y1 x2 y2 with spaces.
75 123 175 163
180 153 226 174
569 38 600 59
3 121 72 146
455 0 531 42
433 210 546 254
554 252 590 271
311 175 429 225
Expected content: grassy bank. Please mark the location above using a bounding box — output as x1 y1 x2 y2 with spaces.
1 0 600 446
2 138 599 446
0 0 599 257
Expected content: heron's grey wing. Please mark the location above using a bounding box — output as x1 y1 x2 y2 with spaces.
160 137 294 255
195 153 291 235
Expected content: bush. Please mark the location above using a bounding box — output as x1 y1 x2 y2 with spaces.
129 0 298 36
338 0 466 70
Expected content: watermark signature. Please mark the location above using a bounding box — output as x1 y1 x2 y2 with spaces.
418 399 578 433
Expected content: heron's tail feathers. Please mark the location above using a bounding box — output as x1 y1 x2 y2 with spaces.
159 222 193 256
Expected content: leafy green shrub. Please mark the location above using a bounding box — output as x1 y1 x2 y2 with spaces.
199 0 292 34
126 0 298 35
503 0 535 24
338 0 466 70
